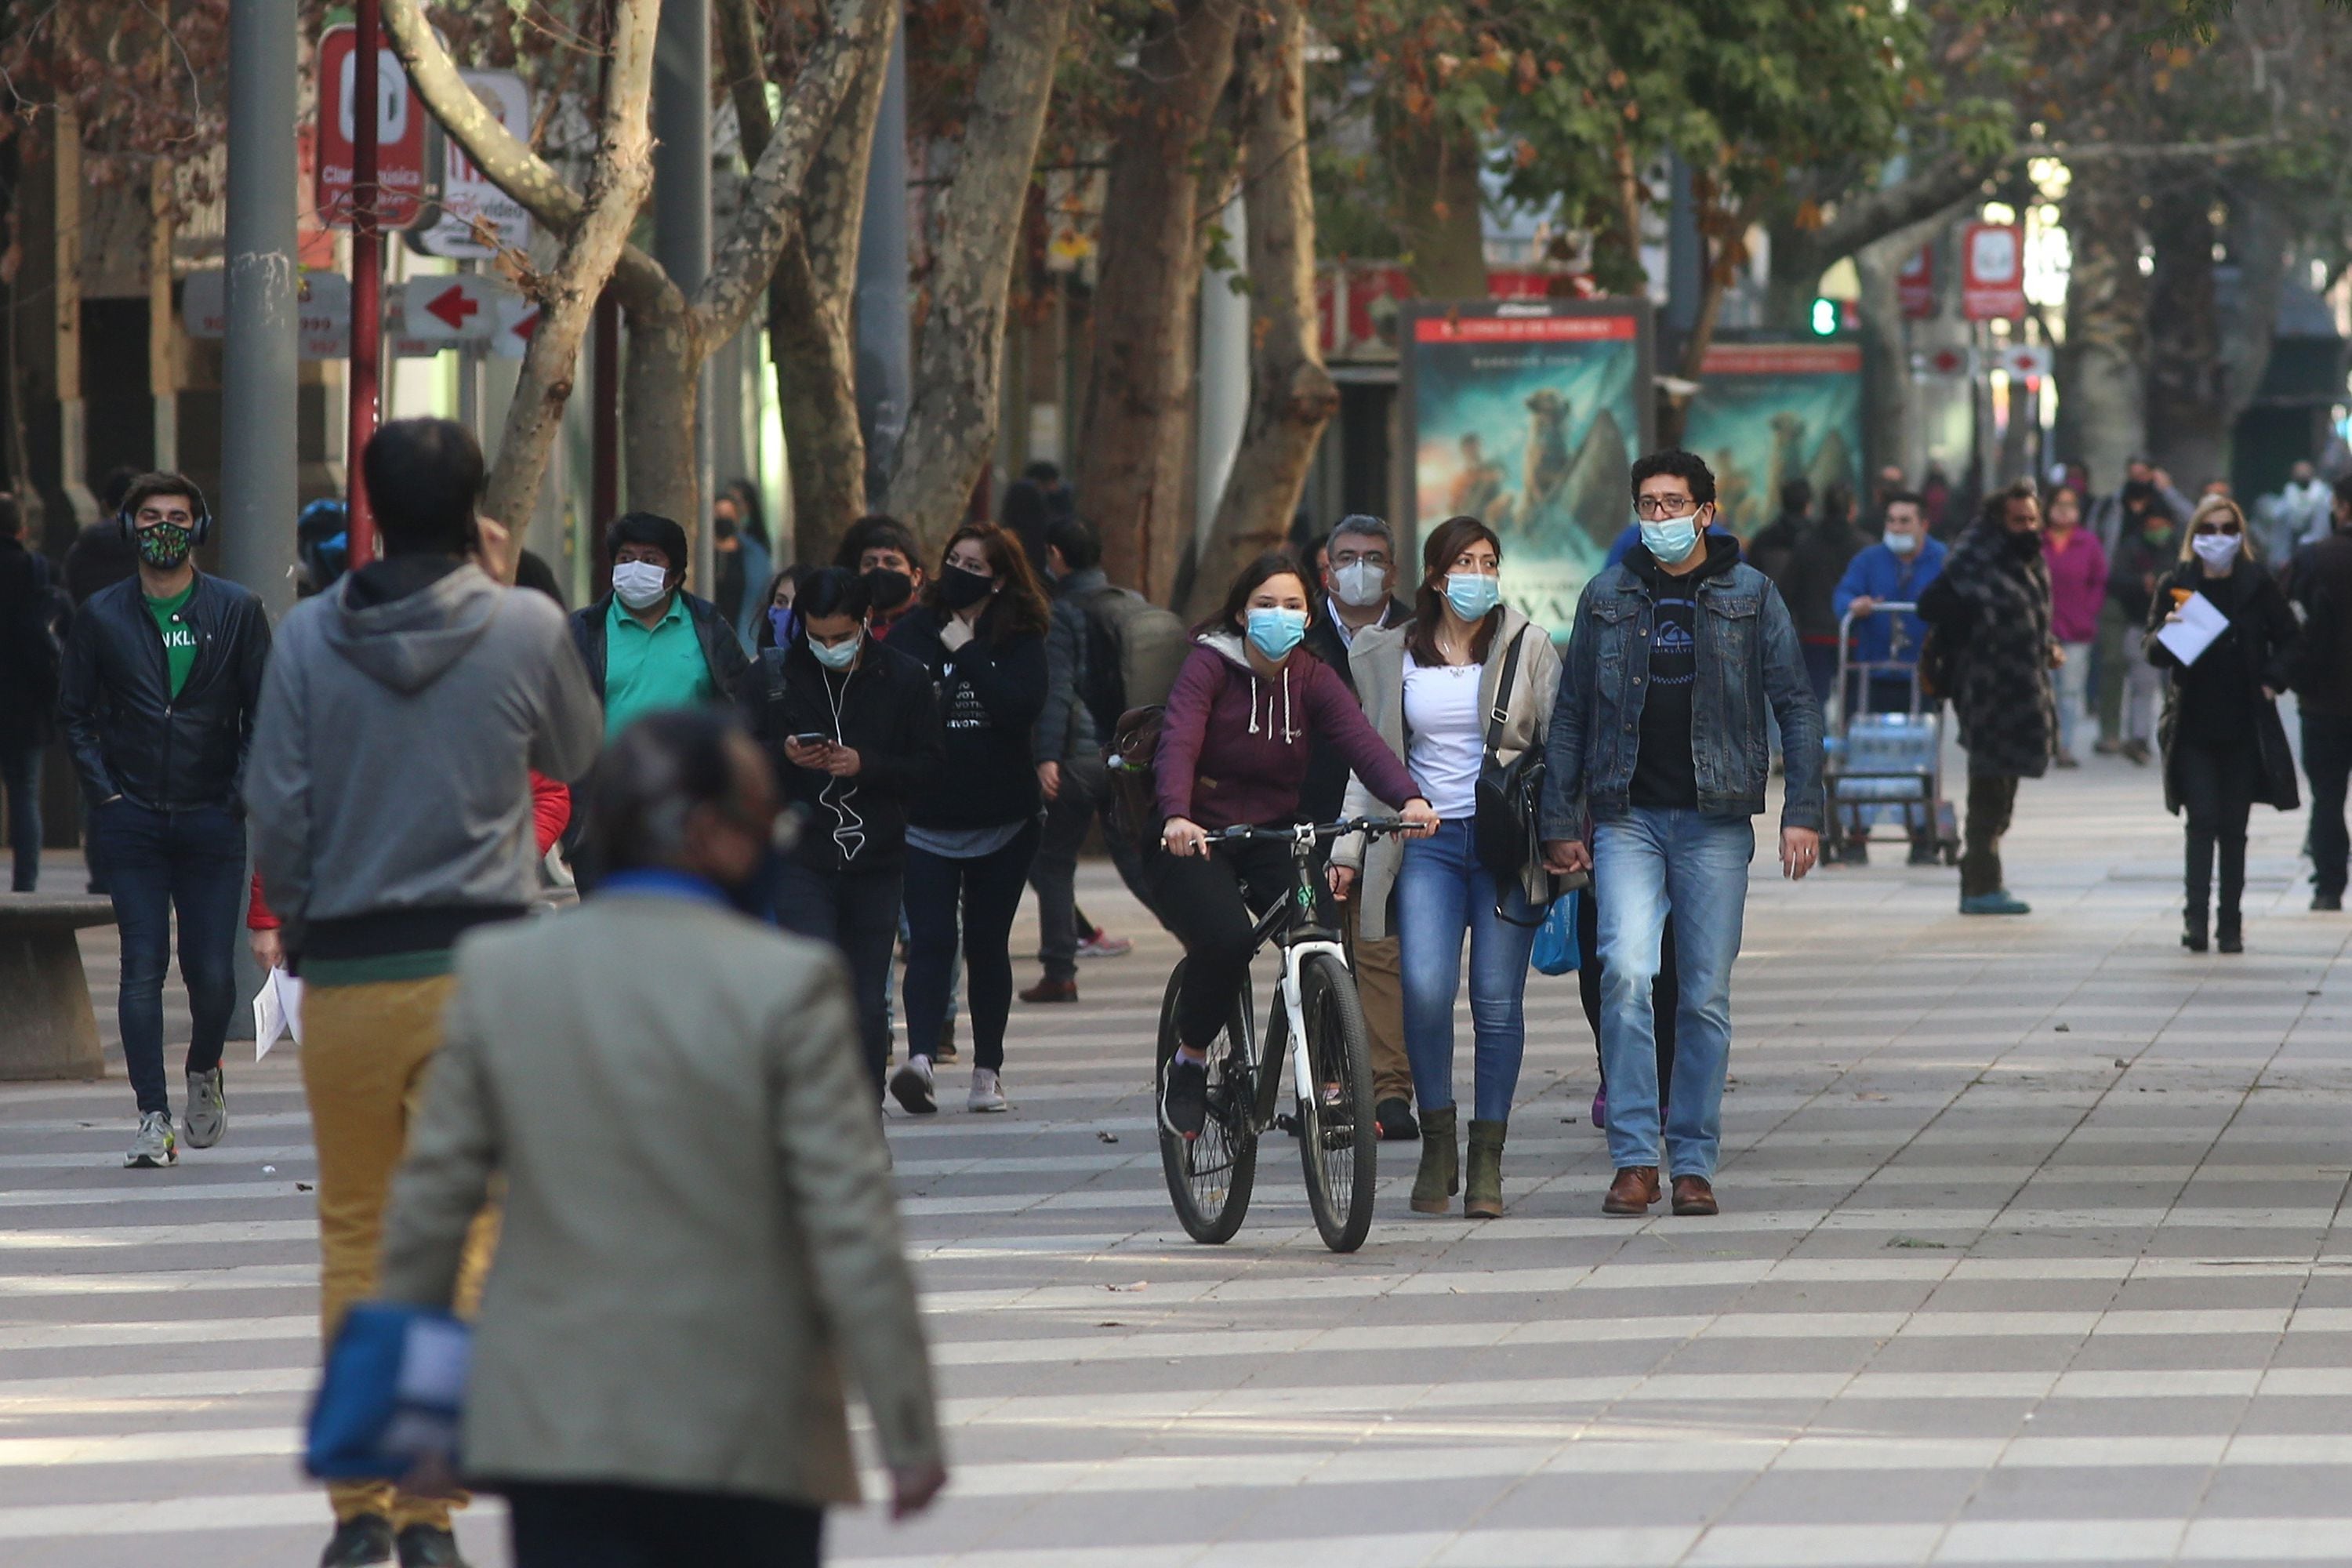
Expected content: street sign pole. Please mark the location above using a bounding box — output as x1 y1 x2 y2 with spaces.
222 0 299 621
347 0 383 564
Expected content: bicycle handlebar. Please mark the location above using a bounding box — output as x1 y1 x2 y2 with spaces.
1203 817 1412 844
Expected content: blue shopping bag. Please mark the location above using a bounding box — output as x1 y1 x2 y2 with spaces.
1531 889 1581 976
305 1302 472 1481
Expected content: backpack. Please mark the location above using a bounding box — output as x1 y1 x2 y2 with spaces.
1080 586 1187 721
1103 706 1167 851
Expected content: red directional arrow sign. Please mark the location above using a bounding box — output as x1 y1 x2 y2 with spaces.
423 283 481 332
401 275 501 344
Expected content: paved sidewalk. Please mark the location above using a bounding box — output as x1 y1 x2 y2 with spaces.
4 754 2349 1566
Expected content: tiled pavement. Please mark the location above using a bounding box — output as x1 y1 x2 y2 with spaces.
4 753 2350 1566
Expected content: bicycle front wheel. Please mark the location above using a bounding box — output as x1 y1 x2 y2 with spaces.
1294 952 1377 1253
1156 959 1258 1245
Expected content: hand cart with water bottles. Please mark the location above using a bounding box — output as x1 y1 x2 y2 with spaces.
1820 600 1959 868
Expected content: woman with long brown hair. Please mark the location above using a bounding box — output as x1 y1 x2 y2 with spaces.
886 523 1053 1114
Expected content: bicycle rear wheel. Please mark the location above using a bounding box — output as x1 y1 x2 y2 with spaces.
1294 953 1377 1253
1156 960 1258 1244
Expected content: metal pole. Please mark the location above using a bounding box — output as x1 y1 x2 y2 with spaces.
653 0 711 583
221 0 299 617
855 13 910 504
346 0 384 564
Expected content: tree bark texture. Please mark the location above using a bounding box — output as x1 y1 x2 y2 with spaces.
884 0 1076 553
2143 180 2226 490
1182 0 1337 622
2053 170 2147 496
478 0 660 569
1073 0 1244 601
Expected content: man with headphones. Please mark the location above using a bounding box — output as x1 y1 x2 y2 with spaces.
59 471 272 1170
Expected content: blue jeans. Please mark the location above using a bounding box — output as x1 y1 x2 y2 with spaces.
90 800 246 1116
1396 819 1541 1123
0 741 38 891
1593 808 1753 1178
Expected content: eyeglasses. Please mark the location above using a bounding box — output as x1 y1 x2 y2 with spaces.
1635 495 1700 520
2192 521 2242 536
1329 550 1390 569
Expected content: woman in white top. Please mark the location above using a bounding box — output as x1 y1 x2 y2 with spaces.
1330 516 1559 1218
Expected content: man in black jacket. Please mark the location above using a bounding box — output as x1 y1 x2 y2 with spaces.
2290 474 2352 909
58 473 270 1168
1302 514 1418 1142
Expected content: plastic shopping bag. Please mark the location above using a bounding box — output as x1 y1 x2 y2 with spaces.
306 1302 471 1481
1531 889 1581 976
253 967 304 1061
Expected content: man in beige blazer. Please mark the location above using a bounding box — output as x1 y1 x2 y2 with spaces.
378 709 945 1567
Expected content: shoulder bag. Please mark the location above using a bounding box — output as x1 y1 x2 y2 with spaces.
1473 624 1552 922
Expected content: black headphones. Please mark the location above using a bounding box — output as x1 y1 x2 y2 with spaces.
118 481 214 549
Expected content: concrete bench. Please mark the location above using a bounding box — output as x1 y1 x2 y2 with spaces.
0 895 114 1080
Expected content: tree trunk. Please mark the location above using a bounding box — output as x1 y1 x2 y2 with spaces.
1853 219 1939 490
622 299 703 528
1182 0 1336 622
478 0 659 574
1387 106 1486 299
1072 0 1243 601
2143 180 2226 489
884 0 1076 550
2220 188 2285 438
2053 170 2147 494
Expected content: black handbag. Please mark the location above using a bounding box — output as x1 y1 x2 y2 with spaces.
1473 624 1551 922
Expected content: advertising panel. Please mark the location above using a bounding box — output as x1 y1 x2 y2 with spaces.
1680 341 1865 539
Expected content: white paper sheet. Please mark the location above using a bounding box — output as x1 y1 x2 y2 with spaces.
2156 590 2230 667
252 967 304 1061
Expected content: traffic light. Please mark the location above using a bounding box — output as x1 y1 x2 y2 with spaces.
1809 296 1839 337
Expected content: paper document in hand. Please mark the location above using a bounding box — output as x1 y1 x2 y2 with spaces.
2156 591 2230 666
252 967 305 1061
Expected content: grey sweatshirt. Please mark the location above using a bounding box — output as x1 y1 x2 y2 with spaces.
245 561 602 955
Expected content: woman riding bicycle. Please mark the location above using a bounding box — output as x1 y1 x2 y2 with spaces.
1155 552 1439 1141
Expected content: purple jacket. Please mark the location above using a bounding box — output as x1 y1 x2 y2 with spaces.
2043 528 2110 644
1155 635 1417 829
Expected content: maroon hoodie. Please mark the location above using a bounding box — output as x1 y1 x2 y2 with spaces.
1155 633 1418 829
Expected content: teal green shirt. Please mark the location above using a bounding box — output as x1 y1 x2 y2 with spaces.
604 593 716 734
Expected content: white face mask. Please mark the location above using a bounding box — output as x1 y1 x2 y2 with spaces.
612 560 671 610
1883 528 1919 556
2191 531 2242 571
1329 560 1389 609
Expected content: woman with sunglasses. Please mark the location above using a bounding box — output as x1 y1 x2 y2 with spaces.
2146 494 2300 953
887 524 1053 1113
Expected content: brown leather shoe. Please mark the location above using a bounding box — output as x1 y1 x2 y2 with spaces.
1671 1175 1719 1216
1019 977 1079 1004
1603 1166 1660 1216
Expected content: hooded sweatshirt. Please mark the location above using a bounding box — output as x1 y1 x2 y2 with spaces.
1155 632 1417 830
245 557 603 967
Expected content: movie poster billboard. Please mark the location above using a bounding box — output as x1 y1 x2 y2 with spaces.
1400 299 1653 630
1681 341 1865 539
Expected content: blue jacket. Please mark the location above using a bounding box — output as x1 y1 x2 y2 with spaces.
1541 538 1824 837
1831 536 1946 666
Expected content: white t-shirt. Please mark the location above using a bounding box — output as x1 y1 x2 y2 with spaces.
1403 655 1485 820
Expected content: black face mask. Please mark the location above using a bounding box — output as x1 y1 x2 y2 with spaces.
862 568 913 612
2007 527 2043 560
937 564 995 611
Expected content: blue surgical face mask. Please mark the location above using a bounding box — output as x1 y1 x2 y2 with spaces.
768 605 799 645
1244 606 1308 660
1639 517 1700 564
809 630 862 670
1443 571 1501 620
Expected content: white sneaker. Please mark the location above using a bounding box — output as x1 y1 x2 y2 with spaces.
967 1068 1007 1113
125 1110 177 1168
184 1068 227 1149
889 1054 938 1115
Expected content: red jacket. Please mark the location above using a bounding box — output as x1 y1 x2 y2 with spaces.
249 771 571 930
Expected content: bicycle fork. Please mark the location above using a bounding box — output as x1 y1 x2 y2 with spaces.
1280 940 1348 1105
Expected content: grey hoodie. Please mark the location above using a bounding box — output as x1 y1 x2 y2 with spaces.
246 562 602 953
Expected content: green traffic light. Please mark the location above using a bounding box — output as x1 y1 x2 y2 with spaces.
1809 297 1838 336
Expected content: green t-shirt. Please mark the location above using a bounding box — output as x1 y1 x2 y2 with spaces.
146 583 198 699
604 593 716 734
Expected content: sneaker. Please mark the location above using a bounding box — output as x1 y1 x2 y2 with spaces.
967 1068 1008 1112
1160 1054 1209 1141
2314 891 2343 912
1958 890 2031 916
2120 739 2152 765
125 1110 177 1169
394 1523 470 1568
184 1067 227 1149
934 1018 959 1065
1375 1097 1419 1141
889 1054 938 1115
1076 930 1134 960
318 1515 394 1568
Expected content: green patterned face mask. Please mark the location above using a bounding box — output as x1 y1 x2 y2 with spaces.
136 521 194 569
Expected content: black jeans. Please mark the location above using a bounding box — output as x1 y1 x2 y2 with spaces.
90 800 245 1116
903 820 1040 1074
1152 837 1301 1049
0 739 38 891
2303 713 2352 899
775 859 903 1094
2177 738 2260 925
1960 773 2019 899
505 1482 822 1568
1029 758 1157 981
1577 879 1677 1105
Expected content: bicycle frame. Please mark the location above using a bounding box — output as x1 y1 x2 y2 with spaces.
1226 822 1358 1129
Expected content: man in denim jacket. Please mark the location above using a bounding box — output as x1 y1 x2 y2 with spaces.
1541 449 1824 1220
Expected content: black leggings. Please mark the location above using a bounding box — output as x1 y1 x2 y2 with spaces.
774 860 902 1094
1153 838 1299 1049
902 821 1040 1073
2177 739 2259 922
1577 884 1677 1104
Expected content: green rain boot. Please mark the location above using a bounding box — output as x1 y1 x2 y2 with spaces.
1410 1106 1459 1214
1464 1120 1508 1219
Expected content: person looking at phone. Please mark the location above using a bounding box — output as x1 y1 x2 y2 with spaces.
740 568 942 1093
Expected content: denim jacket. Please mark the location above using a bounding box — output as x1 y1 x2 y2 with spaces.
1540 546 1824 838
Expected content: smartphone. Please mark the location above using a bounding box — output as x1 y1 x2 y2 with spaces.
789 732 830 748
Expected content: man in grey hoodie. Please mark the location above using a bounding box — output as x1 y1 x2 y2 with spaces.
245 418 601 1568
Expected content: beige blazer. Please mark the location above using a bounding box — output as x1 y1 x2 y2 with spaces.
1332 607 1563 940
379 894 941 1507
